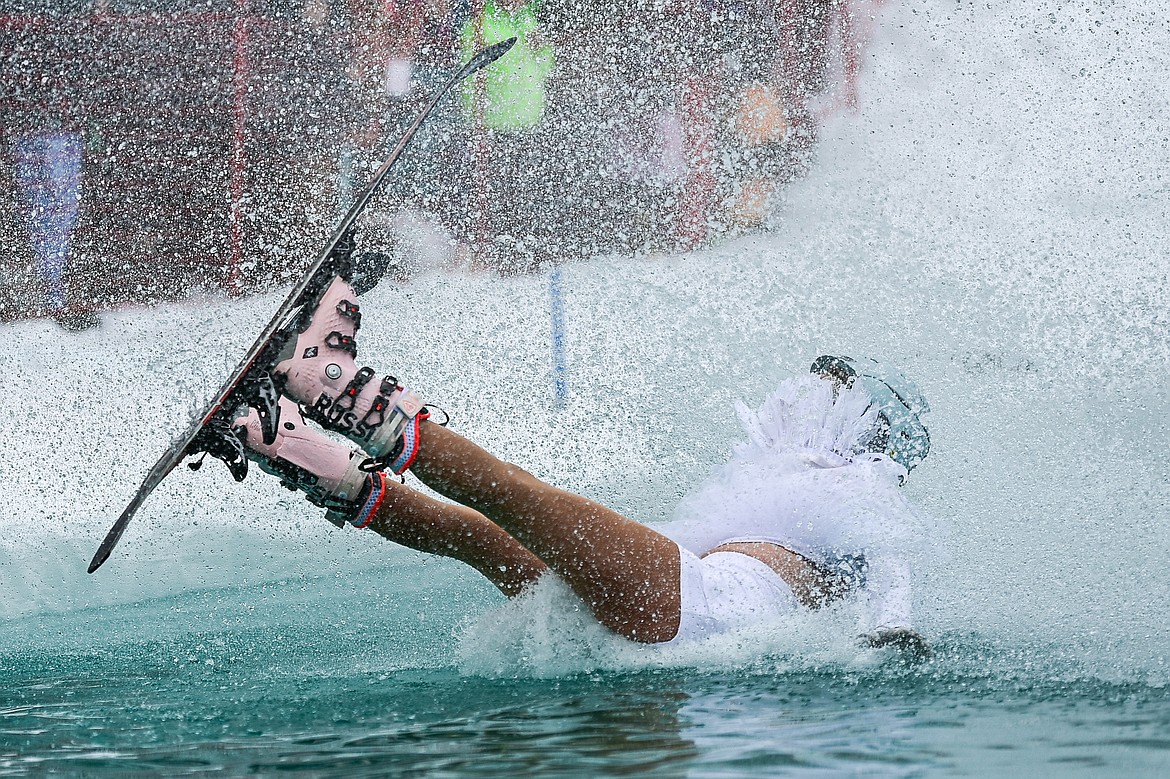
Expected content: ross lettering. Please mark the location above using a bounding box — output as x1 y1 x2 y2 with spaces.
309 393 384 442
310 393 368 434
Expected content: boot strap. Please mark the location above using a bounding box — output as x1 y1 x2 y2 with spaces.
388 412 426 474
347 471 389 529
358 376 401 430
336 299 361 328
332 366 375 414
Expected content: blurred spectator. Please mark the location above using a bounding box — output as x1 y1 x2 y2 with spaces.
726 82 787 227
459 0 555 273
336 0 425 212
675 1 823 242
459 0 552 134
668 2 731 248
9 129 93 329
4 1 97 330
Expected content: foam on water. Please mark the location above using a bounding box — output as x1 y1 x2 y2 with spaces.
3 0 1168 695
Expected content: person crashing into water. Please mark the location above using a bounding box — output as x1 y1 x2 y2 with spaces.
216 268 934 655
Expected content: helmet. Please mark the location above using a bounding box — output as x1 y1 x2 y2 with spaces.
810 355 931 473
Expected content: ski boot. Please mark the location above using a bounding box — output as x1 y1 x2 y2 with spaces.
231 395 391 529
273 275 428 475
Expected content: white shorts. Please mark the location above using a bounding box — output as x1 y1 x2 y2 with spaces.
665 545 801 644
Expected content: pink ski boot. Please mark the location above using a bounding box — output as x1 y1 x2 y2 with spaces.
233 395 391 529
273 276 427 475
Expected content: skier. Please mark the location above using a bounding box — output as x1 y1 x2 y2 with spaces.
10 128 97 330
229 273 933 655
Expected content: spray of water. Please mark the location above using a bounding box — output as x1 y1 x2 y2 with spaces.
2 0 1166 689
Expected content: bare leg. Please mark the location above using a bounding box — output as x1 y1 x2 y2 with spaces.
400 422 682 644
368 485 547 598
233 396 547 598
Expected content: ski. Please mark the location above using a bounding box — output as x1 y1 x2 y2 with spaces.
88 37 516 574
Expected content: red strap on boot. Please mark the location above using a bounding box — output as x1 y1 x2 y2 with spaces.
389 409 429 474
350 471 389 529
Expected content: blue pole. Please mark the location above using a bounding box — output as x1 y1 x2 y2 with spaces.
549 266 568 408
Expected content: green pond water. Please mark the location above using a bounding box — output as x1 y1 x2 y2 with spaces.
5 569 1168 778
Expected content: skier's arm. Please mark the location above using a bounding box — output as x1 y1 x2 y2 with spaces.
859 556 932 659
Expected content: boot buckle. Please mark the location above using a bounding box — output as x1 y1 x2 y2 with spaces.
333 366 375 414
336 299 362 328
324 331 358 357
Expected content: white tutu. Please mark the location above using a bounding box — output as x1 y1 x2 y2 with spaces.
658 375 930 631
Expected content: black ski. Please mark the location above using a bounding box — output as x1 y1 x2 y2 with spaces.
88 37 515 574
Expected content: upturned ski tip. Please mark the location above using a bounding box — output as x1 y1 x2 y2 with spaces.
477 36 517 66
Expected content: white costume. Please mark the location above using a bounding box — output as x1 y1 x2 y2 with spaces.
660 375 926 642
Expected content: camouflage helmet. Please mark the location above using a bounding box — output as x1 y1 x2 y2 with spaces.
810 355 931 473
